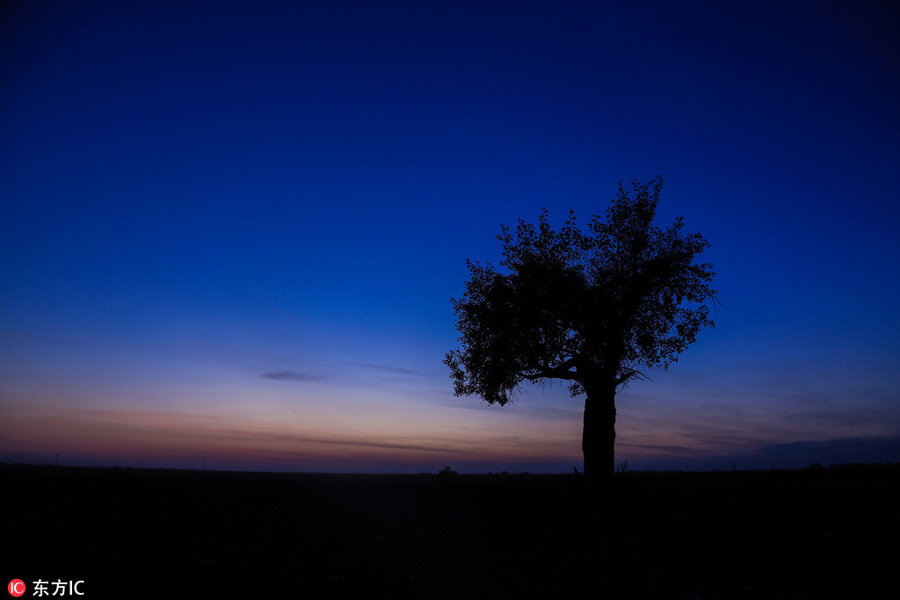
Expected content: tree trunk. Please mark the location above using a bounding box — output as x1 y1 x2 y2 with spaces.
582 380 617 495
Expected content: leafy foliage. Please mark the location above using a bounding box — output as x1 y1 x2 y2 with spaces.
445 176 717 405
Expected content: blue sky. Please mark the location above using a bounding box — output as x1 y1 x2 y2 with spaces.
1 0 898 472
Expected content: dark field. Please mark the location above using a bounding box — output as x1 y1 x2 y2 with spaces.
3 464 897 599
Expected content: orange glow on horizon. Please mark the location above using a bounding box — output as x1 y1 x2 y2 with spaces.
0 401 588 471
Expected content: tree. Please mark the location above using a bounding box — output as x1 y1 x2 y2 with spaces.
444 176 717 490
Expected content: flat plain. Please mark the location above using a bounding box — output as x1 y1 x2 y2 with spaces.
3 463 897 598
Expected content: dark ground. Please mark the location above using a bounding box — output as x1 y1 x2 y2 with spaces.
2 463 897 599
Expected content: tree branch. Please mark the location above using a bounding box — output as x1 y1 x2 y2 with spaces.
523 356 580 382
615 367 648 386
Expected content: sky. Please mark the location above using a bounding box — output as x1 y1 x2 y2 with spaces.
1 0 898 473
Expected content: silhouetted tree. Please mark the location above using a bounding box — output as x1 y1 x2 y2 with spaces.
445 177 716 491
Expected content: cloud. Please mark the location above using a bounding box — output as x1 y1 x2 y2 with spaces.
267 433 474 455
259 371 323 382
358 362 442 379
759 434 900 464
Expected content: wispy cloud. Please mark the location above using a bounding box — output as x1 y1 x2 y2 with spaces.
759 434 900 461
259 371 324 382
358 362 442 379
267 432 475 455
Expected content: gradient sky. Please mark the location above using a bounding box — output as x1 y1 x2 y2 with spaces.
2 0 898 472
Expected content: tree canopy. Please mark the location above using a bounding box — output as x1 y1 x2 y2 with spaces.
445 176 717 407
